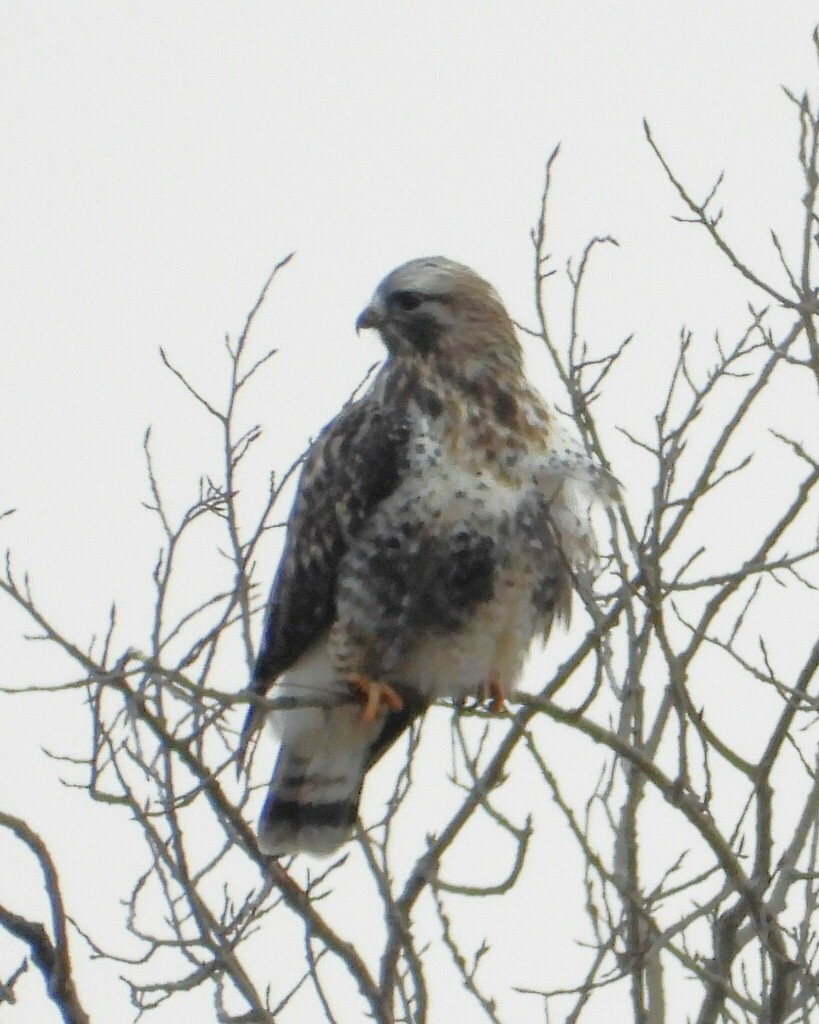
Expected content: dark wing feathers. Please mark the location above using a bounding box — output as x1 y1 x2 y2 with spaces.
252 395 411 693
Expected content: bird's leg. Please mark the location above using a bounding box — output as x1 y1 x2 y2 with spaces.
345 673 405 723
477 676 508 713
488 679 508 713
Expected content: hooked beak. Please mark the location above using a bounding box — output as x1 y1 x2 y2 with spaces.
355 303 384 334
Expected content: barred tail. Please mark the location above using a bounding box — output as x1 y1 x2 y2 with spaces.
256 682 425 857
257 745 366 857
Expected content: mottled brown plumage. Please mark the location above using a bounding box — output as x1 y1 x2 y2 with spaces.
242 257 612 856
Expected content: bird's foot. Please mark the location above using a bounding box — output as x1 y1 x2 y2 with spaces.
477 677 508 714
345 673 405 723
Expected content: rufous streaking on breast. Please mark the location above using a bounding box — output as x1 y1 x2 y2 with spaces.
241 256 613 857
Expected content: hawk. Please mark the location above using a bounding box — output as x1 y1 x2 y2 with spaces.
242 256 612 857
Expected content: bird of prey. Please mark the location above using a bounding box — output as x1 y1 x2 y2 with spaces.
241 256 612 857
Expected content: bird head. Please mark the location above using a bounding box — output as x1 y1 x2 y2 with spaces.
356 257 523 374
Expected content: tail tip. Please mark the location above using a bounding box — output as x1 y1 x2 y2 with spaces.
257 796 357 858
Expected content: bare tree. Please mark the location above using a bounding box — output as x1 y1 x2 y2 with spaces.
4 32 819 1024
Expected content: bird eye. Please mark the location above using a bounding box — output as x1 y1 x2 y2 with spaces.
391 290 423 312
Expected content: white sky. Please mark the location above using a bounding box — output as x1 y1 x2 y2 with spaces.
2 3 819 1021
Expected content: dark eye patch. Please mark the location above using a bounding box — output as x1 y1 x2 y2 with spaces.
391 290 424 312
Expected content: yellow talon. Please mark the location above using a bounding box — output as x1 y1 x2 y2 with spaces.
346 673 404 723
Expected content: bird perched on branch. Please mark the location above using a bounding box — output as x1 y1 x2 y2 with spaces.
241 256 613 857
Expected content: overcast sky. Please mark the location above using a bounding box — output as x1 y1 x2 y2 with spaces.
3 3 818 606
2 4 819 1020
